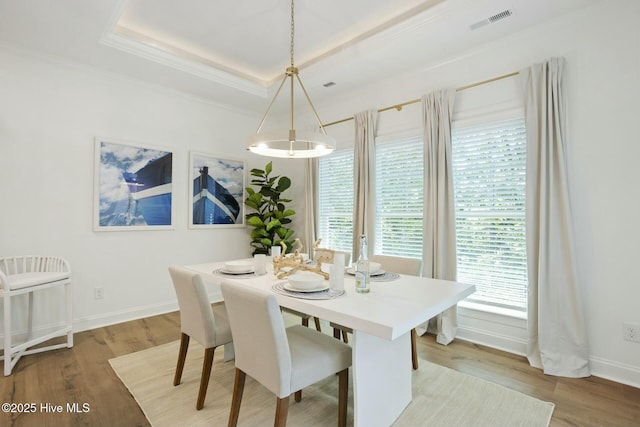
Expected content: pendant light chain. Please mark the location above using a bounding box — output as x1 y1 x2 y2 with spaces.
288 0 296 145
290 0 295 68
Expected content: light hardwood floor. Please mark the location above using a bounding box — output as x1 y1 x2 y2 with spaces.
1 311 639 427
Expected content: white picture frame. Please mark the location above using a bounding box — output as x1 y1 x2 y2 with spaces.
188 152 246 228
93 137 175 231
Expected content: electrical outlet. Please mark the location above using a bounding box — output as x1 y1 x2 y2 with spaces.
94 287 104 300
623 323 640 343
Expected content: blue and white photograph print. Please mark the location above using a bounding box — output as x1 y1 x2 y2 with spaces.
95 138 173 230
190 153 245 228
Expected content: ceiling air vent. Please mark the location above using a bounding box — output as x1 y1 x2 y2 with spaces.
469 9 513 31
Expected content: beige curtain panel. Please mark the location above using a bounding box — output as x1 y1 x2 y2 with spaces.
421 89 458 345
303 157 319 258
521 57 590 377
352 109 378 258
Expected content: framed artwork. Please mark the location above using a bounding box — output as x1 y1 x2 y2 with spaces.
188 152 245 228
94 137 174 231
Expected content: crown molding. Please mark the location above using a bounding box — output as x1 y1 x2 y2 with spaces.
100 28 268 99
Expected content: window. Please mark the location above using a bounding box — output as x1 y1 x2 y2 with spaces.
316 116 527 312
374 136 423 258
317 149 354 253
452 117 528 311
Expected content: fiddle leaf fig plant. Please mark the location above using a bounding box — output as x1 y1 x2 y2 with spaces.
244 161 296 255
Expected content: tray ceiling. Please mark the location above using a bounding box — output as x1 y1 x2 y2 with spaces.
0 0 600 112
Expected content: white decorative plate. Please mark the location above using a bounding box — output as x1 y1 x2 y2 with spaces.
218 268 254 275
346 268 386 276
283 282 330 293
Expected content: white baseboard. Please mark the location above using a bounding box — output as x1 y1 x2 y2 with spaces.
457 324 640 390
73 301 179 333
588 356 640 389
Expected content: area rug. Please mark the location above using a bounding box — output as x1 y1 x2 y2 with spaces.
109 340 554 427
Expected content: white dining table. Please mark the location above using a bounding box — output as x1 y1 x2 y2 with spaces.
186 259 475 427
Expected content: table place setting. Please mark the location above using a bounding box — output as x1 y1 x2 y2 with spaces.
345 261 400 282
214 259 257 278
345 270 400 281
272 267 345 300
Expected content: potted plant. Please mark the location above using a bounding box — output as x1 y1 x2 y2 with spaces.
244 161 296 255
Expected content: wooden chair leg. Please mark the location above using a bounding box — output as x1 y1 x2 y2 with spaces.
313 317 322 332
294 390 302 402
338 369 349 427
411 328 419 370
274 396 290 427
173 333 190 386
333 326 349 343
196 347 216 410
228 369 246 427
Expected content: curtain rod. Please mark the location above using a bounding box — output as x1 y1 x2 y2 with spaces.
322 71 520 128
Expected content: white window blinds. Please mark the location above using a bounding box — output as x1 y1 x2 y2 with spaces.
452 117 528 310
374 136 424 258
318 149 354 253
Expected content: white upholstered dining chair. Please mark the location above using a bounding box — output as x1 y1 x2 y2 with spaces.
168 265 233 410
221 282 352 427
371 255 422 278
331 254 423 370
0 255 73 376
313 249 351 267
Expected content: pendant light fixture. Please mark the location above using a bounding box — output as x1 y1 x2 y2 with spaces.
246 0 335 158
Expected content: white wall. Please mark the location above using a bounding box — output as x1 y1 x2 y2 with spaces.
0 45 305 333
309 0 640 387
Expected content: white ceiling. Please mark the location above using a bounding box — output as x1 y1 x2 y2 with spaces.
0 0 599 113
